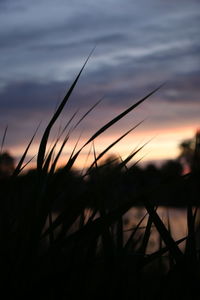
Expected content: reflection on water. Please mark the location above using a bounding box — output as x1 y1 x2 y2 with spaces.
124 207 200 253
48 207 200 255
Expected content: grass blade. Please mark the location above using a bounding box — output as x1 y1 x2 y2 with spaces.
143 237 187 267
87 120 144 172
37 49 94 172
138 214 153 256
50 135 69 174
185 205 197 262
124 212 148 251
18 155 36 173
0 125 8 155
72 97 104 131
142 198 184 263
62 86 162 172
81 85 163 149
12 124 40 177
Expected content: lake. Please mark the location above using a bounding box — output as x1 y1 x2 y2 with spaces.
123 206 200 253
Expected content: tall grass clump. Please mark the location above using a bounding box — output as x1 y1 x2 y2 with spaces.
0 55 200 300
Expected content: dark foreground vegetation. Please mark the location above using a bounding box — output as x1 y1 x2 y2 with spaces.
0 59 200 299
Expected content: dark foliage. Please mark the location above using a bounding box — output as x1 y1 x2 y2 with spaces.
0 62 200 299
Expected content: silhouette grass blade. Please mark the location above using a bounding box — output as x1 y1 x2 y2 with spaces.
81 85 163 149
43 142 57 173
19 155 36 173
143 237 187 267
124 212 148 251
139 214 153 256
12 125 40 177
50 135 69 174
37 50 94 172
185 205 197 261
116 139 152 170
92 141 98 169
72 97 104 131
87 120 144 172
61 109 79 136
63 86 162 171
142 197 184 263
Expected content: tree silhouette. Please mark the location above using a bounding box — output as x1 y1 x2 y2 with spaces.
0 152 15 178
178 130 200 173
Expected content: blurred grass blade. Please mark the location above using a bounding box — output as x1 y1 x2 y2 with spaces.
124 212 148 251
129 153 149 169
0 125 8 155
142 198 184 263
86 209 98 224
185 205 197 261
143 237 187 267
139 214 153 256
80 143 93 175
118 154 129 171
116 217 123 251
92 141 98 169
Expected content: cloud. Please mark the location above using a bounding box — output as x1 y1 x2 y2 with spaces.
0 0 199 162
0 0 199 85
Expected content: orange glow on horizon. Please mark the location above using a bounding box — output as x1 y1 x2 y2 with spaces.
8 123 198 172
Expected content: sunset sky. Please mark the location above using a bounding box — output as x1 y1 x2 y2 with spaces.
0 0 199 169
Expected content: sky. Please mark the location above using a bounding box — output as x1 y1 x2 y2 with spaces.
0 0 200 169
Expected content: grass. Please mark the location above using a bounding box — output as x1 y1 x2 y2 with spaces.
0 57 200 300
